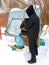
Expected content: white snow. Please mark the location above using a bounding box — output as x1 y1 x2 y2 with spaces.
0 27 49 65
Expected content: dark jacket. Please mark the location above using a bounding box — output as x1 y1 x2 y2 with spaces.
24 5 40 39
20 19 28 35
25 14 40 39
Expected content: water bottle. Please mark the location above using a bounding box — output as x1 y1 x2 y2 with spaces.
40 38 45 46
15 33 24 49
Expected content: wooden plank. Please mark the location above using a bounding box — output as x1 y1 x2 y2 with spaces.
0 15 8 27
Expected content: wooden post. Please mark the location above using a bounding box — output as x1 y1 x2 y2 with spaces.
0 26 2 40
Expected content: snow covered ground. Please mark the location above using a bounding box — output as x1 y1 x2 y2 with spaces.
0 27 49 65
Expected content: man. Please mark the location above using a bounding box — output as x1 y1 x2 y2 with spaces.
24 5 40 63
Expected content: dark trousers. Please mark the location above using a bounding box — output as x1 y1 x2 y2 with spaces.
28 35 38 61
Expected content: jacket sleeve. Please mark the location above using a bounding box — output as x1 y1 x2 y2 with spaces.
20 22 24 28
24 18 33 30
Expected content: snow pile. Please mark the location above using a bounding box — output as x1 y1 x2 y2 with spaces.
0 26 49 65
